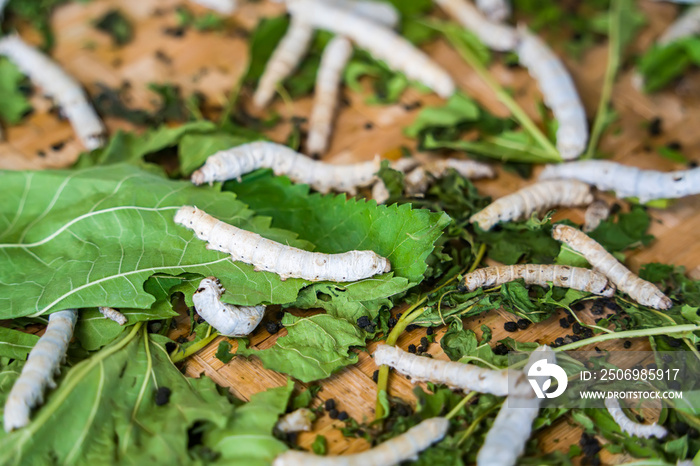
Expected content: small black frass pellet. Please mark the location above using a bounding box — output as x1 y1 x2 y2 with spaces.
572 302 585 311
337 411 349 421
357 316 370 328
567 315 576 324
325 399 336 411
667 140 683 151
265 321 280 334
572 322 582 335
517 319 530 330
554 337 565 347
371 370 379 383
365 324 375 333
623 340 632 349
408 344 417 354
493 343 508 355
155 386 171 406
405 324 419 332
603 300 621 312
329 409 339 419
387 317 398 329
559 317 570 329
420 337 429 348
503 321 518 332
426 327 434 336
647 117 663 136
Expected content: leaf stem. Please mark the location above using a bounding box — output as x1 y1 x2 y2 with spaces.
445 391 477 420
554 324 700 352
170 329 220 363
436 23 560 161
583 0 622 159
456 402 501 446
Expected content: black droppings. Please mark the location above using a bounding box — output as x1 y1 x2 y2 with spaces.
325 399 336 411
493 343 508 355
165 341 176 353
408 344 417 354
503 321 518 332
426 327 433 336
667 140 682 151
155 386 172 406
647 117 662 136
337 411 349 421
405 324 419 332
372 370 379 383
329 409 339 419
623 340 632 349
559 317 570 329
357 316 371 328
516 319 530 330
265 321 281 334
364 122 374 130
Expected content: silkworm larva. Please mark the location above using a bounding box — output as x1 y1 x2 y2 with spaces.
476 0 511 22
658 5 700 46
583 200 610 233
305 36 353 156
174 206 391 282
373 344 530 397
253 17 314 109
275 408 315 433
325 0 399 28
191 141 380 195
552 225 672 310
404 158 495 196
192 277 266 336
0 35 105 150
469 180 593 231
4 309 78 432
272 417 449 466
476 346 554 466
434 0 518 51
189 0 237 13
460 264 615 297
98 307 127 326
287 0 455 98
604 397 668 439
515 27 588 160
539 160 700 203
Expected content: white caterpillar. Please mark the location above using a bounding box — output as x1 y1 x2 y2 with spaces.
583 200 610 233
272 417 449 466
98 307 127 326
4 309 78 432
515 27 588 160
174 206 391 282
287 0 455 97
373 344 529 397
404 158 496 197
476 0 511 22
324 0 400 28
658 5 700 46
189 0 237 13
0 35 105 150
552 225 672 310
275 408 315 433
604 397 668 439
433 0 518 51
539 160 700 204
469 180 593 231
192 277 266 336
476 346 554 466
305 36 353 156
253 17 314 109
191 141 380 194
461 264 615 297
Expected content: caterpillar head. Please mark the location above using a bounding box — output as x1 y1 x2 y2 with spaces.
195 277 225 298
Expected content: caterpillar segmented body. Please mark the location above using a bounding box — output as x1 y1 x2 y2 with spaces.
253 17 314 108
461 264 615 297
476 0 511 22
189 0 237 13
325 0 399 28
539 160 700 203
404 158 496 196
515 27 588 160
373 344 529 397
658 5 700 46
4 309 78 432
583 200 610 233
0 35 105 150
275 408 314 433
434 0 518 51
98 307 127 325
469 180 593 231
604 397 668 439
192 277 266 336
305 36 353 156
191 141 380 194
175 206 391 282
476 346 554 466
552 225 672 310
272 417 449 466
288 0 455 97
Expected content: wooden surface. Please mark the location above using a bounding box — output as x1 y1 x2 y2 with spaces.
4 0 700 463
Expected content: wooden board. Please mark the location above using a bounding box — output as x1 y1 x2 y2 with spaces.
3 0 700 463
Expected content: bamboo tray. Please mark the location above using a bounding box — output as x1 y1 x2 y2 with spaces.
4 0 700 463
